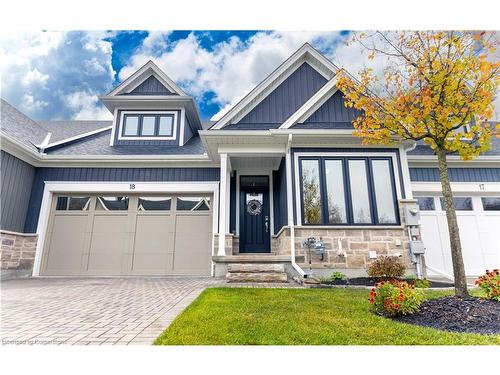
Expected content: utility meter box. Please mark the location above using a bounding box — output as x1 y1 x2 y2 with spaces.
410 241 425 254
404 204 421 226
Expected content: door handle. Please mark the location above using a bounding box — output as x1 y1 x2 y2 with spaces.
265 216 269 233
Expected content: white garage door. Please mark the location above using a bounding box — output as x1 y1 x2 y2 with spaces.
416 195 500 277
41 194 213 276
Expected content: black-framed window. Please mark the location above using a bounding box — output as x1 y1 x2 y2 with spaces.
299 156 399 226
121 113 175 138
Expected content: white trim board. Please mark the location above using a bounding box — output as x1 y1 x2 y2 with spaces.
32 181 220 277
293 151 403 226
117 110 178 141
411 182 500 194
107 60 185 96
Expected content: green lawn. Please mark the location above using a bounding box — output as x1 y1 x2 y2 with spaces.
154 287 500 345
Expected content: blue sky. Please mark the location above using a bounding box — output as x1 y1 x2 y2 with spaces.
1 30 361 121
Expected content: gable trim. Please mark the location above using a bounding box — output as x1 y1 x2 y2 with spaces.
108 60 186 97
280 75 339 129
211 43 339 130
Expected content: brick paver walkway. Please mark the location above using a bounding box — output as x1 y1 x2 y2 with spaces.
1 277 222 345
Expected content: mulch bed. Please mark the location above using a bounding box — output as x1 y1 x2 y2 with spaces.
393 296 500 335
321 277 454 288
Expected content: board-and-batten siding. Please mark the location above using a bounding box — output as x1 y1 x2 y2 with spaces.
236 62 328 124
409 168 500 182
125 75 175 95
302 90 361 125
24 167 220 233
1 151 36 232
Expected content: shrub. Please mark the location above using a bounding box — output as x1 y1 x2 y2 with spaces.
369 280 424 317
414 279 431 288
367 256 406 279
475 269 500 301
330 271 347 281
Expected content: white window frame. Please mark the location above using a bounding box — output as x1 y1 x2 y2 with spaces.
117 110 178 141
293 151 403 226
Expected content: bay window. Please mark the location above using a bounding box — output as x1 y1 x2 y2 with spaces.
299 156 399 226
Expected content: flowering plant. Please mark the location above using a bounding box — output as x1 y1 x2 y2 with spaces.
369 280 424 317
475 269 500 301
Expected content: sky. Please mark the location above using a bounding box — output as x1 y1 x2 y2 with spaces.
0 30 498 122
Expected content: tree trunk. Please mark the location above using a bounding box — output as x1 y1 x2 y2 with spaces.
436 148 469 297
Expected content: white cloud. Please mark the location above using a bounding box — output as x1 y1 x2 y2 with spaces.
64 90 112 120
22 68 49 86
0 31 115 120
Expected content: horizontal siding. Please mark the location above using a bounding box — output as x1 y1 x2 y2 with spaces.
1 151 35 232
24 167 220 233
410 168 500 182
237 62 327 124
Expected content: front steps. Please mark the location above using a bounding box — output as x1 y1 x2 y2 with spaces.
225 263 288 283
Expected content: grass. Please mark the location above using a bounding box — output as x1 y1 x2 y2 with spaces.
154 287 500 345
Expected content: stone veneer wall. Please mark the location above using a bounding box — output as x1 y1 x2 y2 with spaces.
0 230 38 271
270 200 418 273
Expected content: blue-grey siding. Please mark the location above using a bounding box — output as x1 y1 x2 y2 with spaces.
24 167 220 233
236 63 327 125
301 90 360 126
410 168 500 182
273 158 288 233
1 151 35 232
113 110 182 146
125 75 175 95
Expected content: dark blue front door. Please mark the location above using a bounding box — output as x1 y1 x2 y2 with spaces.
239 176 271 253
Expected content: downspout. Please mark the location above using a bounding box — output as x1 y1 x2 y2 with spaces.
285 134 307 278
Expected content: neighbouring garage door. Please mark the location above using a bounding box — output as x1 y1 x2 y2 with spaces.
41 194 213 276
416 195 500 277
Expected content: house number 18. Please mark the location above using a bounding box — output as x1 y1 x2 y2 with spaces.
130 183 136 190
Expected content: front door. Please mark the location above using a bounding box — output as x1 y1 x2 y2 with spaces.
239 176 271 253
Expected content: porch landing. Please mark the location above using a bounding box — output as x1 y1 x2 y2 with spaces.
212 254 291 263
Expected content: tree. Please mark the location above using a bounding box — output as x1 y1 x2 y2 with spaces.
336 31 500 298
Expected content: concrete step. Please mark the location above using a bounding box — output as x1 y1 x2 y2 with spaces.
227 263 285 273
226 272 288 283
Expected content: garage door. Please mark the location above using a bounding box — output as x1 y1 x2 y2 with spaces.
41 194 213 276
416 195 500 277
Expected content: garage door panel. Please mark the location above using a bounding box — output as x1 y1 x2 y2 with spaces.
44 215 89 275
173 215 212 275
419 194 500 277
131 215 174 274
42 193 213 276
87 215 130 274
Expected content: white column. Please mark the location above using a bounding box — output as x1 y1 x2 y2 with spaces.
218 153 228 256
399 146 414 199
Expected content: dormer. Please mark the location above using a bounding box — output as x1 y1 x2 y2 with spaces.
99 61 202 147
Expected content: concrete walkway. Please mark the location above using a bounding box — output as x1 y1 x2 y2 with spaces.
1 277 222 345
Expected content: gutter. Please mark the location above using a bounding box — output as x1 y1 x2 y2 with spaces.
285 134 306 278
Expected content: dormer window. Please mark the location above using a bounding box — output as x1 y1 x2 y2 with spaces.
119 111 177 140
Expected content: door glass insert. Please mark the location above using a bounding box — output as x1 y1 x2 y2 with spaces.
176 196 211 211
138 197 171 211
56 196 91 211
96 196 129 211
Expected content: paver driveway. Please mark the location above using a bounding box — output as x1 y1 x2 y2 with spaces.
1 277 222 345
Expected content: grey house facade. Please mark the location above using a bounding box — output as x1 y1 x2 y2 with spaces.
1 44 499 281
